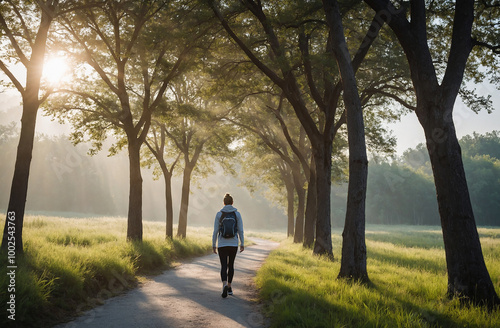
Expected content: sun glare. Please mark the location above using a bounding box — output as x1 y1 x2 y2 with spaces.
43 56 69 85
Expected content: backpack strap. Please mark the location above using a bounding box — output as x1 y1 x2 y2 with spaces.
218 212 227 236
219 211 228 225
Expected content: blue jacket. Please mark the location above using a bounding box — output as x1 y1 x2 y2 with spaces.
212 205 244 248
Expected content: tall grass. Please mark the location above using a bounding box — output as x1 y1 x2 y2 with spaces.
255 226 500 328
0 215 212 327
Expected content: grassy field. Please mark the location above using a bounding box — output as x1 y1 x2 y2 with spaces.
2 217 499 327
255 225 500 328
0 215 214 327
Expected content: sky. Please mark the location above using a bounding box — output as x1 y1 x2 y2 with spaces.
1 81 499 156
388 81 500 154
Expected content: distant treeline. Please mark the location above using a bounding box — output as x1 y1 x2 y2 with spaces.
1 125 498 227
332 131 500 227
0 125 287 229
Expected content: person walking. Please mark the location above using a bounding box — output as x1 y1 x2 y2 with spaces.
212 193 244 298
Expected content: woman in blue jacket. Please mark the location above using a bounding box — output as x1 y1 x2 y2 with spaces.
212 193 244 298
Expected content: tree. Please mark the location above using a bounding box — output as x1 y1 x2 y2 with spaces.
460 131 500 160
204 36 315 242
0 0 96 253
209 0 388 259
143 118 181 238
231 94 311 242
239 138 297 235
48 0 206 241
161 75 235 238
364 0 499 305
322 0 369 281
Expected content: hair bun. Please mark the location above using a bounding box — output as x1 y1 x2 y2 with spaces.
223 193 233 205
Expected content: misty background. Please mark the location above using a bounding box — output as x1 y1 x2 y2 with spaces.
1 89 500 230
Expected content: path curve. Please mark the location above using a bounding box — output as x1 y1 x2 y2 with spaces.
57 238 279 328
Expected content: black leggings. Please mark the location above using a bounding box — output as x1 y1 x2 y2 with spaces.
218 246 238 283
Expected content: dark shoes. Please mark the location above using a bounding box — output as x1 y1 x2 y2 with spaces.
221 285 229 298
221 285 233 298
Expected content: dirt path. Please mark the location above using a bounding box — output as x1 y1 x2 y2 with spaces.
57 238 279 328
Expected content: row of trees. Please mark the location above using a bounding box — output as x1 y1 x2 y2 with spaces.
0 127 287 229
1 127 497 228
209 0 499 305
1 0 498 306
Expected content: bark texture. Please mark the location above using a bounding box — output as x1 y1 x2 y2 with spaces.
177 144 203 238
312 142 334 257
127 139 143 241
293 169 306 243
303 158 317 248
163 171 174 238
281 168 295 237
323 0 369 280
177 164 193 238
421 99 499 305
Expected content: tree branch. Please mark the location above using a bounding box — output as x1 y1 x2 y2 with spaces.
410 0 427 34
209 0 285 87
55 88 124 127
86 10 119 63
333 109 346 137
266 95 310 174
324 10 386 138
0 59 25 95
363 0 412 54
9 0 35 47
61 17 120 94
38 87 55 104
299 30 326 112
442 0 475 100
472 38 500 54
0 12 30 66
363 88 417 111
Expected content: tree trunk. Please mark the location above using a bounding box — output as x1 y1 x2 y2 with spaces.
303 157 317 248
1 99 38 253
283 170 295 238
312 140 333 257
338 152 369 282
324 0 369 281
293 173 306 243
127 139 143 241
364 0 498 306
420 103 499 306
177 164 194 238
1 11 52 253
163 171 174 238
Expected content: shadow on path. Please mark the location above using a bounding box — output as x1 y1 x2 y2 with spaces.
56 238 279 328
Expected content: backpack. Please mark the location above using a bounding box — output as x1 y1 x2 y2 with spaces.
219 211 238 238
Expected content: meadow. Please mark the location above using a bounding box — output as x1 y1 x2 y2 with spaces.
1 216 499 328
0 215 213 327
255 226 500 328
